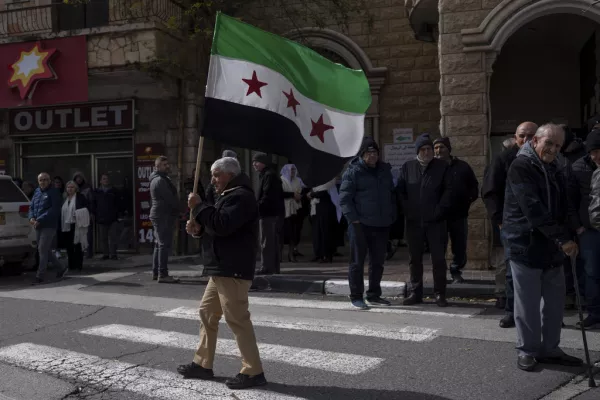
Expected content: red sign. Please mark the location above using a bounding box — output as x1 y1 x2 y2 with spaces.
135 143 164 247
0 36 88 108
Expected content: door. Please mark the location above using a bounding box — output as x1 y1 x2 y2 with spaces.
94 156 135 253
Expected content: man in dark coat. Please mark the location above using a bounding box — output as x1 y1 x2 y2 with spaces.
253 152 284 275
569 129 600 329
149 156 180 283
180 156 266 390
482 121 538 328
92 174 122 261
502 123 582 372
339 137 396 309
397 133 453 307
433 137 479 284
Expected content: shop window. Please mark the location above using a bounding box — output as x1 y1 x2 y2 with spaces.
22 155 91 186
78 137 133 154
21 141 76 156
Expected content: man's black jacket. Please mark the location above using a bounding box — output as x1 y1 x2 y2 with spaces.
192 173 258 281
482 145 519 226
257 165 285 218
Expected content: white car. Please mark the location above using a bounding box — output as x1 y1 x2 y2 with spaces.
0 175 36 275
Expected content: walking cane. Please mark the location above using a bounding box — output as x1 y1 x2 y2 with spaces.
570 254 597 387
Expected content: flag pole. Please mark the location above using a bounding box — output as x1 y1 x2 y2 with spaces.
192 136 205 197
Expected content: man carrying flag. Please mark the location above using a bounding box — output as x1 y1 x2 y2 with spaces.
181 13 371 389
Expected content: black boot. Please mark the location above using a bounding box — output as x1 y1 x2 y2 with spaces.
403 293 423 306
499 314 515 328
435 294 448 307
177 362 214 379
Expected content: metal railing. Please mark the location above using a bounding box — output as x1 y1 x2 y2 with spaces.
0 0 186 37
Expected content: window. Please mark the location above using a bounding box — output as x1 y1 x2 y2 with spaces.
53 0 109 31
0 179 28 203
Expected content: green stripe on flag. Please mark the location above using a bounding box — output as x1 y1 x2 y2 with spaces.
211 13 372 115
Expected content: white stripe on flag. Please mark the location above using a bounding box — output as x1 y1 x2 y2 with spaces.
247 296 478 318
79 324 382 374
156 307 438 342
0 343 305 400
207 55 365 158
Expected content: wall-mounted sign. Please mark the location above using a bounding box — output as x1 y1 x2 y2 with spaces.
135 143 164 247
385 128 416 183
0 36 87 107
8 99 135 136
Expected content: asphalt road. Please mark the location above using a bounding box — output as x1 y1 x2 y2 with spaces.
0 264 599 400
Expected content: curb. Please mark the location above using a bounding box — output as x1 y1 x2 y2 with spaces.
325 279 406 297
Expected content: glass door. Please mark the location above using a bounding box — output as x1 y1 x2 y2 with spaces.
94 156 135 253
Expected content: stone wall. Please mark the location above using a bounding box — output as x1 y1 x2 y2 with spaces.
253 0 441 144
439 0 502 269
87 30 159 68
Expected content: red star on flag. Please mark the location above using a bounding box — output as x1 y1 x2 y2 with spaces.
310 114 334 143
282 88 300 116
242 71 268 98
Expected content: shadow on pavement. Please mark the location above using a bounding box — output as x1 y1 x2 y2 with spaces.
248 383 454 400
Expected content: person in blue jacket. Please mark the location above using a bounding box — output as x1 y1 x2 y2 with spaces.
29 172 67 285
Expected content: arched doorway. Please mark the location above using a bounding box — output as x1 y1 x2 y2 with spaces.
489 13 598 159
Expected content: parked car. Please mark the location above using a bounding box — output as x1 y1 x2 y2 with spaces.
0 175 36 275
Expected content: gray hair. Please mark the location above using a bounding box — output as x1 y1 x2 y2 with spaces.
65 180 79 191
502 137 516 149
211 157 241 176
535 123 565 139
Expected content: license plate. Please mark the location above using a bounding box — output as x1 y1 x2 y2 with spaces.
0 213 5 225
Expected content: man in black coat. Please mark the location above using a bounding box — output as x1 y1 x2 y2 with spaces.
433 137 479 284
253 152 284 275
503 123 581 372
397 133 453 307
180 156 266 390
482 121 538 328
569 129 600 329
92 174 123 261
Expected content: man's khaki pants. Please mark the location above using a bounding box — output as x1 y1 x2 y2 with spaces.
193 276 263 376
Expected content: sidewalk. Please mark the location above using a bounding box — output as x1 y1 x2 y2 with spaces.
104 243 496 299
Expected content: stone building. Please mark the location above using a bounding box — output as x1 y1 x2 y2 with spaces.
0 0 597 263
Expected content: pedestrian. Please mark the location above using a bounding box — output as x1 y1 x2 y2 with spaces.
503 123 582 371
433 137 479 284
481 121 538 328
73 171 94 259
53 176 65 199
180 156 266 390
52 176 66 260
149 156 180 283
202 149 238 267
58 181 90 271
309 178 338 264
572 129 600 329
21 181 35 200
253 152 284 275
92 174 121 261
397 133 452 307
29 172 67 285
280 164 304 262
339 136 396 309
560 124 586 164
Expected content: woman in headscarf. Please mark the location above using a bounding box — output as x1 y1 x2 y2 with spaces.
58 181 90 271
280 164 304 262
309 178 341 263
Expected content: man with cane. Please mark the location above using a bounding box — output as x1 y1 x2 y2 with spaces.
503 123 583 372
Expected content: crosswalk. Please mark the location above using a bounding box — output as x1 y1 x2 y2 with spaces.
1 277 600 400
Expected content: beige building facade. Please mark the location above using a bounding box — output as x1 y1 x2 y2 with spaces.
0 0 597 260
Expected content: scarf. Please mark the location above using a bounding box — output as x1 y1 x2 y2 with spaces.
417 155 431 168
310 178 342 221
281 175 303 218
61 196 77 233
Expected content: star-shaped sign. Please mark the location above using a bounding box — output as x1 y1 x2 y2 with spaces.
242 71 268 98
8 42 57 100
310 114 334 143
282 88 300 116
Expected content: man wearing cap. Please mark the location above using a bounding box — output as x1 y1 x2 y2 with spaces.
252 153 284 275
340 137 396 309
433 137 479 284
482 121 538 328
397 133 453 307
570 129 600 329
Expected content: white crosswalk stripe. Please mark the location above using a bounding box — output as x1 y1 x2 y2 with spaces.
0 343 305 400
156 306 439 342
79 324 383 374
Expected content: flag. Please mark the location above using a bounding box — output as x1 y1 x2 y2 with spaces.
203 13 372 187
